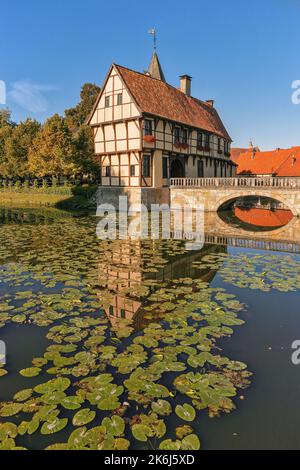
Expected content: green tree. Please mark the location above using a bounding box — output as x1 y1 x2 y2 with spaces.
3 119 41 177
29 114 75 177
0 110 15 177
65 83 100 178
65 83 101 132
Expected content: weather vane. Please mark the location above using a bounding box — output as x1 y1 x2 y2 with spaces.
148 28 157 51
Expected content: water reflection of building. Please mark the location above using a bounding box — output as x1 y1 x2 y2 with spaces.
98 237 226 332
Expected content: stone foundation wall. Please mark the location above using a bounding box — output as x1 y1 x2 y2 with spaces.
95 187 170 211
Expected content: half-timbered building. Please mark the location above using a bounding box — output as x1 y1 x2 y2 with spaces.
88 53 236 206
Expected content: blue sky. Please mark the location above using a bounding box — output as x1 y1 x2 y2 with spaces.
1 0 300 149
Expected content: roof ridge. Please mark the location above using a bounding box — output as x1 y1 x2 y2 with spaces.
113 63 231 141
114 63 210 104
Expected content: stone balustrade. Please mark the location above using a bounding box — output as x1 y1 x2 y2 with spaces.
170 177 300 189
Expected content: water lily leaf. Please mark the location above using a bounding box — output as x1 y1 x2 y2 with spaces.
0 403 23 417
0 438 16 450
131 424 153 442
20 367 41 377
113 438 130 450
97 398 121 411
175 404 196 422
0 423 18 440
102 416 125 436
41 391 66 405
34 377 71 394
159 439 181 450
41 418 68 435
61 395 83 410
45 443 70 450
18 422 29 436
176 425 193 439
13 389 33 402
68 427 87 448
151 400 172 416
181 434 201 450
227 361 247 371
72 409 96 426
27 417 40 435
12 314 26 323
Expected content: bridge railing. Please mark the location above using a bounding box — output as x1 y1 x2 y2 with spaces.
170 177 300 189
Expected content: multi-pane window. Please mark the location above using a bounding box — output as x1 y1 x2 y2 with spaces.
218 138 221 152
173 127 180 144
142 155 151 178
197 160 204 177
130 165 135 177
197 131 203 148
204 134 210 149
145 119 153 136
105 96 110 108
121 309 126 319
105 166 111 177
162 158 168 179
182 129 188 144
117 93 123 105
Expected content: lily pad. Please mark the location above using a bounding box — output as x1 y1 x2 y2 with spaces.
20 367 41 378
72 409 96 427
41 418 68 435
175 404 196 422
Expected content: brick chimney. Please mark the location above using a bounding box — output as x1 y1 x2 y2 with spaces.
180 75 192 96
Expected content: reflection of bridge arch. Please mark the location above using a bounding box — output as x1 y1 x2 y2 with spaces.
204 212 300 252
215 211 298 238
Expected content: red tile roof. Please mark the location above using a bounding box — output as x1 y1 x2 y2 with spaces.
230 148 249 163
234 207 293 227
232 146 300 176
115 64 231 141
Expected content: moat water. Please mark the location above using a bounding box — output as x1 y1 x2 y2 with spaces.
0 206 299 450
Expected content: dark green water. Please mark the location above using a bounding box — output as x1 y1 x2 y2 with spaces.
0 207 300 450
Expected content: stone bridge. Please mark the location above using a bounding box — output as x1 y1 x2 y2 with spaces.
170 177 300 216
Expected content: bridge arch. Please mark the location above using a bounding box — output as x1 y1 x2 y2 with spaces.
215 190 296 215
169 177 300 217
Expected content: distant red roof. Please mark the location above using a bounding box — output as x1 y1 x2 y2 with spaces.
232 146 300 176
234 207 293 227
230 148 249 163
115 64 231 141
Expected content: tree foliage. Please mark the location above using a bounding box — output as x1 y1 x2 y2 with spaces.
2 119 41 177
29 114 75 177
65 83 100 133
0 82 101 179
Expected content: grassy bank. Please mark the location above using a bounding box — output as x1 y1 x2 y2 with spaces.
0 185 97 211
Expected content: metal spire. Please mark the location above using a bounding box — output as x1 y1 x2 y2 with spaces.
148 28 157 51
